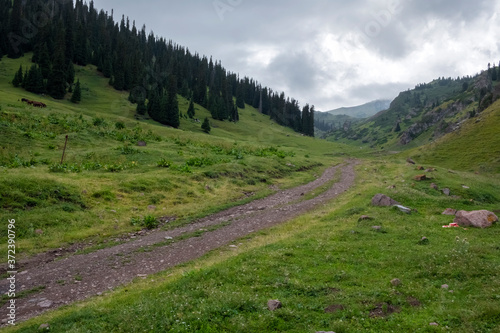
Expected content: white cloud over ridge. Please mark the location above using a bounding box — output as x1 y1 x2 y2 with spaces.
93 0 500 110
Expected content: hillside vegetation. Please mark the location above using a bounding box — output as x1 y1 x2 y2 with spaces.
409 99 500 173
1 2 499 331
328 69 500 157
0 54 348 256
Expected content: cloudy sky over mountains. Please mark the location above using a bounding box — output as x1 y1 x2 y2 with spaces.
93 0 500 110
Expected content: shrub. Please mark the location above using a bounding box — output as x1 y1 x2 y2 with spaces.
143 215 159 229
157 158 171 168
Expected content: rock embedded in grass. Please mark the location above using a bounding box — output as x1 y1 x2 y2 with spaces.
391 278 401 286
414 174 428 181
442 208 457 215
454 210 498 228
371 194 400 206
267 299 282 311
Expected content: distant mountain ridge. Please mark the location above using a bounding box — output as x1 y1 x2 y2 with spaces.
326 99 392 118
326 65 500 155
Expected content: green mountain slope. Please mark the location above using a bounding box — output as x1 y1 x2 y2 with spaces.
328 71 499 151
409 98 500 173
0 55 349 255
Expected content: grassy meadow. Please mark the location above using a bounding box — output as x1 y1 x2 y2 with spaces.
4 160 500 332
0 54 352 256
1 54 500 332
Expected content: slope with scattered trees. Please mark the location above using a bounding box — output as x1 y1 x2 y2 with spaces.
327 63 500 149
3 0 314 136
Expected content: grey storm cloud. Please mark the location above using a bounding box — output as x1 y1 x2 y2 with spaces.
92 0 500 110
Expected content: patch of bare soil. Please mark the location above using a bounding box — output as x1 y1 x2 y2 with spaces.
0 159 358 325
325 304 345 313
369 303 401 318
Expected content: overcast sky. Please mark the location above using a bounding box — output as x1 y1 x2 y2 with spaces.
91 0 500 111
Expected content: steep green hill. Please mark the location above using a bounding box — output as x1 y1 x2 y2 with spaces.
327 71 499 152
0 54 350 255
408 98 500 173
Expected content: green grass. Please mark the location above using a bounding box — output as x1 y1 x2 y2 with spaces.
5 160 500 332
0 54 355 256
409 99 500 173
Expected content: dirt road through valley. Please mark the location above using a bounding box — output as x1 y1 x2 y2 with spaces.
0 159 358 325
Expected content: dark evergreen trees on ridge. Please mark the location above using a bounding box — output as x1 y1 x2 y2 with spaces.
5 0 313 136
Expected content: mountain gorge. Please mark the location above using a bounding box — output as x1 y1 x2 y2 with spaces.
326 66 500 153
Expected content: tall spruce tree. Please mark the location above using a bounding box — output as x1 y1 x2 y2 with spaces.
7 0 24 58
12 65 23 87
165 75 180 128
187 97 195 118
47 27 67 99
201 117 211 133
136 100 147 115
71 79 81 103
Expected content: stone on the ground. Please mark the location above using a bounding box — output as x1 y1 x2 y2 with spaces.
414 174 427 181
268 299 282 311
441 284 449 289
137 141 147 146
371 194 400 206
37 300 53 308
147 205 156 211
429 322 439 326
395 205 412 214
430 183 439 190
39 324 50 330
407 158 416 164
416 166 425 170
359 215 373 221
391 278 401 286
372 226 382 231
454 210 498 228
418 237 429 245
442 188 451 196
442 208 457 216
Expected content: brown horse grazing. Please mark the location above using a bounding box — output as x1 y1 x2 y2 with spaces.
22 99 47 108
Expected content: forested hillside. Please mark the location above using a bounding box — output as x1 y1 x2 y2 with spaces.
1 0 315 136
327 64 500 149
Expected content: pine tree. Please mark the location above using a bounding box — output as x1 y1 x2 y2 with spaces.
308 105 315 137
38 43 51 78
201 117 211 133
71 79 81 103
236 83 245 108
66 62 75 86
7 0 24 58
12 65 23 87
136 100 147 115
187 97 195 118
232 101 239 122
147 90 162 122
165 75 180 128
47 27 67 99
